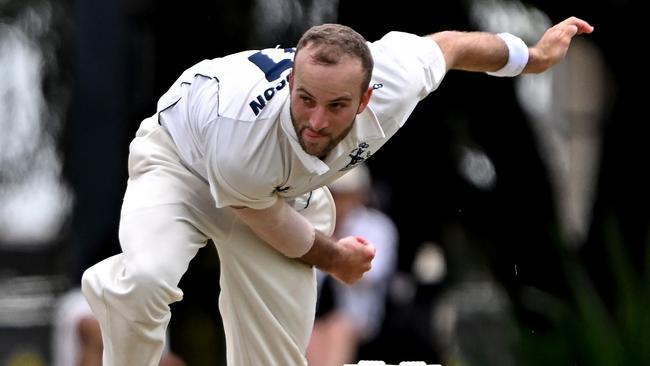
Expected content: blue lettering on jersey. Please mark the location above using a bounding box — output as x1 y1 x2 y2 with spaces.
249 75 290 116
248 49 295 116
248 49 295 81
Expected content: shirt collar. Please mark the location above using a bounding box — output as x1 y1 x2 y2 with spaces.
279 99 385 175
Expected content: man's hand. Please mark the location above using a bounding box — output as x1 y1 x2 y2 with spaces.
301 233 375 285
525 16 594 74
329 236 376 284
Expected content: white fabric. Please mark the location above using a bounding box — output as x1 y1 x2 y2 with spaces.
82 30 447 366
232 195 323 258
52 287 176 366
52 289 92 366
328 163 371 192
486 33 529 77
158 32 446 209
82 117 335 365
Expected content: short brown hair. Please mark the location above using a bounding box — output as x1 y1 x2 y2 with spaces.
295 24 374 94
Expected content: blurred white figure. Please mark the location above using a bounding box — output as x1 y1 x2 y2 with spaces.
52 289 101 366
468 0 609 246
52 288 186 366
307 164 398 366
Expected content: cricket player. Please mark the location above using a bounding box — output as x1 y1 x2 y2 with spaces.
82 17 593 366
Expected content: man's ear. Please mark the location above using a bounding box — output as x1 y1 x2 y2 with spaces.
357 87 373 114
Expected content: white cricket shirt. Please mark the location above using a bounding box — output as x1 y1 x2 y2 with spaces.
157 31 447 209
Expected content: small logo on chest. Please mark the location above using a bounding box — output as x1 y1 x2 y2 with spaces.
340 142 372 171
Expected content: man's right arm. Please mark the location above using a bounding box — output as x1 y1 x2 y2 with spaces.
430 16 593 75
231 199 375 284
301 232 375 285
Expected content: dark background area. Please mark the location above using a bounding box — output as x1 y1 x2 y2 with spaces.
1 0 647 364
64 0 650 364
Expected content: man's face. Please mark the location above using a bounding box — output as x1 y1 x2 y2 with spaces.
289 45 372 158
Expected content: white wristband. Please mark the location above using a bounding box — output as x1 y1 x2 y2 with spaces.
486 33 529 77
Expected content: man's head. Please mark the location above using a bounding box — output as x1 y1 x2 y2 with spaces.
289 24 374 158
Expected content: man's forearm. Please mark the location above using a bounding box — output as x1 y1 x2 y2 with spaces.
232 199 375 284
231 199 316 258
429 31 510 73
430 17 594 75
299 231 341 272
302 233 375 285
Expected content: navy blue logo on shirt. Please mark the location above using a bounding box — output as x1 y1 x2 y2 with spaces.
249 76 289 116
274 185 291 193
340 142 372 171
248 49 295 116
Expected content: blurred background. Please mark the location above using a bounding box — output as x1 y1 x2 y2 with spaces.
0 0 647 365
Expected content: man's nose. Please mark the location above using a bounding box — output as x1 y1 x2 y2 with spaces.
309 106 328 131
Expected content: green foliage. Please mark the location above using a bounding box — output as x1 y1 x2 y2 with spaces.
516 216 650 365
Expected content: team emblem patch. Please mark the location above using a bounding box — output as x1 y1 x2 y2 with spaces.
340 142 372 171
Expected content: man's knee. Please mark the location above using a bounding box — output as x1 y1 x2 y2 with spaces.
81 260 108 304
81 255 182 316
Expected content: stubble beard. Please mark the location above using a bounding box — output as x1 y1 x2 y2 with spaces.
290 108 355 159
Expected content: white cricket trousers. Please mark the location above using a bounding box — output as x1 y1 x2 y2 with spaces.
81 116 335 366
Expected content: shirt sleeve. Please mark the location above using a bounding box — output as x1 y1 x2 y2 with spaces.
368 31 447 134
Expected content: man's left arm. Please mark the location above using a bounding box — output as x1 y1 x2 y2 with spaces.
231 200 376 285
430 16 593 75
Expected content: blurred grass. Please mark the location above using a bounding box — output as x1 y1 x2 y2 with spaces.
517 215 650 365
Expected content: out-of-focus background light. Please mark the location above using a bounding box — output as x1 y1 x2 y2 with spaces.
0 0 71 246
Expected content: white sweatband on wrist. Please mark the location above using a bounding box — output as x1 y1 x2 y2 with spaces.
486 33 529 77
231 199 316 258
